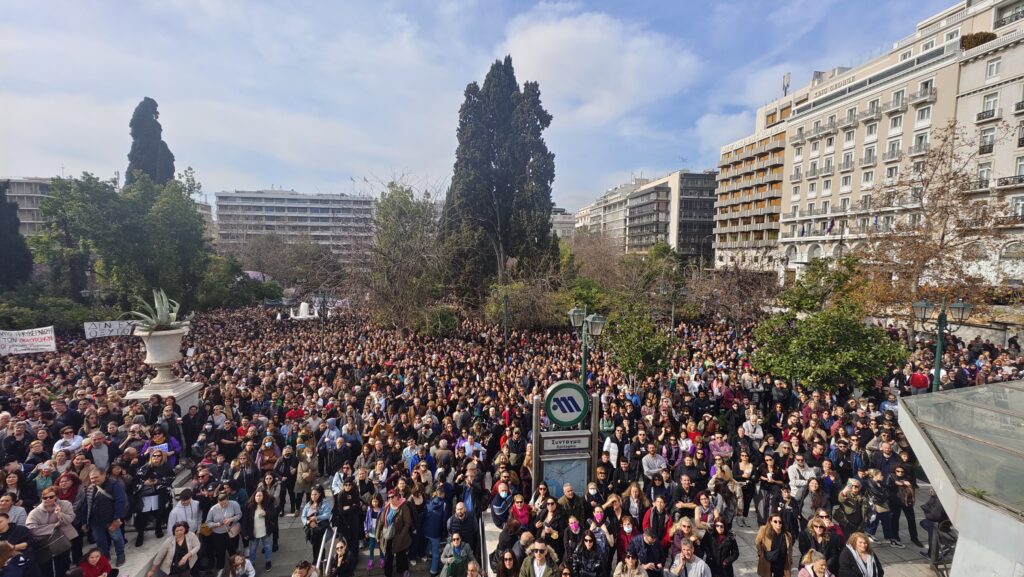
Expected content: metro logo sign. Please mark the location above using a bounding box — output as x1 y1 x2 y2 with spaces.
544 380 590 428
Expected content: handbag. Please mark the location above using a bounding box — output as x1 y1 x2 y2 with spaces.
34 530 72 563
228 522 241 538
199 523 214 537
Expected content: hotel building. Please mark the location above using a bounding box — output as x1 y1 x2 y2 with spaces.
215 189 374 264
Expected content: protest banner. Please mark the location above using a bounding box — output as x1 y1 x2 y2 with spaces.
0 326 57 356
84 321 135 339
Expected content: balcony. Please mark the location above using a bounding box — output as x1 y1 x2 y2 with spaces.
813 121 838 138
839 161 855 172
789 172 803 182
858 108 881 122
837 114 858 129
1015 100 1024 114
909 143 930 156
910 88 937 106
860 155 877 168
766 172 783 183
996 175 1024 188
979 142 994 155
832 204 850 214
1019 136 1024 148
976 108 1002 123
790 132 806 145
821 165 835 176
807 167 820 178
767 139 786 151
995 215 1024 226
971 178 991 191
995 9 1024 28
883 150 903 163
882 100 908 115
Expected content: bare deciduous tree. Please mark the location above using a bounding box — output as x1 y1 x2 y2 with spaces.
855 120 1015 313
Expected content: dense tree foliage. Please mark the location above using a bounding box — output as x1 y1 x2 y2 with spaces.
369 182 449 329
0 182 33 290
443 56 558 301
607 300 675 382
752 257 907 391
126 97 175 185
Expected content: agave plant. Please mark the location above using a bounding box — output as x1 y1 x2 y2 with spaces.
122 289 192 332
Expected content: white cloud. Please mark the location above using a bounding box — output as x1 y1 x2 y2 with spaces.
694 111 754 156
501 4 702 128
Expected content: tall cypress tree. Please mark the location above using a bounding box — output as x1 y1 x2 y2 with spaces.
0 181 34 290
126 97 175 186
443 56 557 299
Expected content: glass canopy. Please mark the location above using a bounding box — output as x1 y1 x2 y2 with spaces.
901 381 1024 514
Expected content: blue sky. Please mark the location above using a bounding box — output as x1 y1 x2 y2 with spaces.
0 0 953 211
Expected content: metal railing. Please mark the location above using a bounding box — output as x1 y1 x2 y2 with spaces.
861 155 877 167
317 527 339 575
478 512 489 577
995 8 1024 28
976 108 1001 122
910 88 937 105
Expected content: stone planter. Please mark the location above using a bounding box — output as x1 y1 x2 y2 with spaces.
126 325 203 410
135 325 188 385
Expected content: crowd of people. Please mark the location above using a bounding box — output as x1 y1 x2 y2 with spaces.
0 306 1009 577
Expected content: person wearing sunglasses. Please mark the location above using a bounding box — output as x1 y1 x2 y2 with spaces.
699 520 738 577
440 533 477 577
797 512 841 576
496 550 519 577
754 514 792 577
521 544 554 577
26 486 76 577
327 536 356 577
613 551 646 577
569 530 603 577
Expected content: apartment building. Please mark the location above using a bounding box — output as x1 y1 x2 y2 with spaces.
714 124 786 270
777 0 1024 283
215 189 374 263
575 178 649 251
4 177 51 236
956 16 1024 283
633 170 718 259
551 206 576 239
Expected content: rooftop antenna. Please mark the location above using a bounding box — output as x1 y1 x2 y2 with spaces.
783 72 791 96
60 163 65 179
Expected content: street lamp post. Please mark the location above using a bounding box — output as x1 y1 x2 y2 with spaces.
911 298 973 392
568 306 606 388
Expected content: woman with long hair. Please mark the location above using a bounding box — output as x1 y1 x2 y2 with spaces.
800 478 830 524
145 522 200 577
242 488 278 570
496 549 520 577
754 514 793 577
621 483 649 522
327 536 357 577
226 553 256 577
295 446 319 513
54 472 85 563
302 486 333 561
569 530 604 577
797 514 842 575
735 451 757 527
756 454 787 526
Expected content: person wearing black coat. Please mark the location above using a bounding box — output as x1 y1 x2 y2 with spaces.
336 480 365 553
569 532 604 577
241 489 278 570
327 536 357 577
836 533 884 577
132 451 175 547
700 522 739 577
797 518 843 575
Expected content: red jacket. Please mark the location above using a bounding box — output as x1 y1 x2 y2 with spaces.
80 556 112 577
908 372 930 390
641 507 673 548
